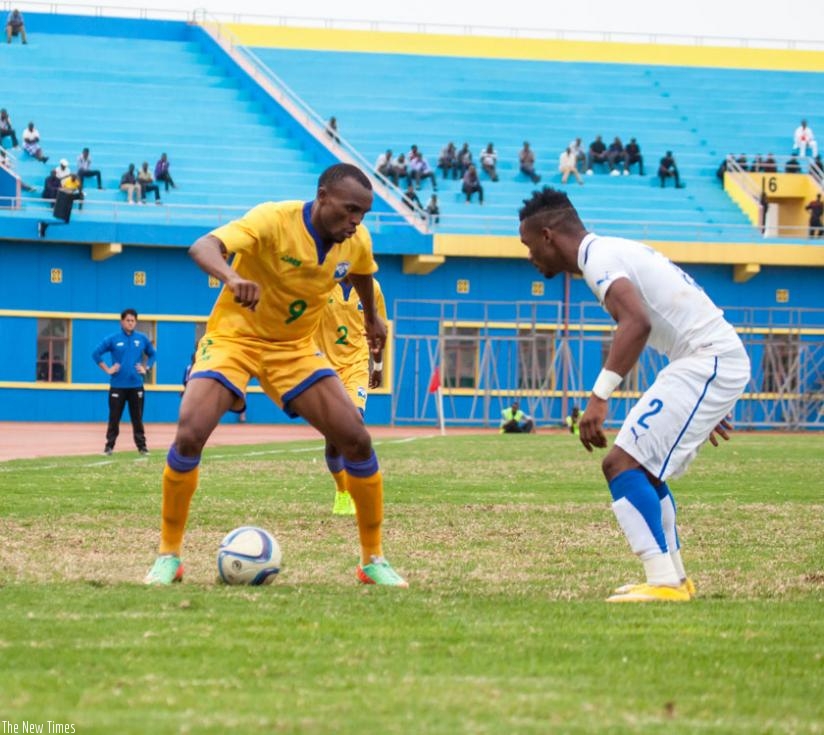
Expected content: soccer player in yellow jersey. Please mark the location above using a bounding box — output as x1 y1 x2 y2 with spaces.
315 275 387 516
144 163 407 588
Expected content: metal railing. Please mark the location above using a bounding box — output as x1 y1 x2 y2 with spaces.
6 1 824 51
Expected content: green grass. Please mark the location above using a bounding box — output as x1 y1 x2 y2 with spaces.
0 432 822 734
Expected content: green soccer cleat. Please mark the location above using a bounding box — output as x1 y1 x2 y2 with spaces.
357 556 408 588
606 582 691 603
332 490 356 516
144 554 184 585
613 578 696 598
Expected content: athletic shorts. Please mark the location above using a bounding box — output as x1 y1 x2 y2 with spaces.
188 333 336 417
615 350 750 481
335 361 369 415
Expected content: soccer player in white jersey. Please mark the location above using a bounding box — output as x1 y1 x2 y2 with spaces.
518 188 750 602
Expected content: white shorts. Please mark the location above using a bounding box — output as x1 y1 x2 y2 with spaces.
615 350 750 481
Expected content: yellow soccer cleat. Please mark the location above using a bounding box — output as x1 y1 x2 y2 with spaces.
613 578 696 598
606 582 691 603
332 490 356 516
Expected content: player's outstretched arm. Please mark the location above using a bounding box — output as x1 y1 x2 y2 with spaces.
189 234 261 311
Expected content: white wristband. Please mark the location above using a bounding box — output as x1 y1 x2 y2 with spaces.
591 369 622 400
373 362 383 371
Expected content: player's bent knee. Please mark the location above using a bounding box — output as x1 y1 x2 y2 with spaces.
602 447 639 482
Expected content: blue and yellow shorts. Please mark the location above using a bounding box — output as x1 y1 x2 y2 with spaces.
189 333 336 417
335 361 369 414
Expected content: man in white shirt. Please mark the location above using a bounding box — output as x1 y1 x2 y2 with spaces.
559 147 584 185
518 187 750 603
55 158 72 184
793 119 818 158
374 149 397 186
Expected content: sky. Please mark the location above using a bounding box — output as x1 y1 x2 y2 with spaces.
37 0 824 44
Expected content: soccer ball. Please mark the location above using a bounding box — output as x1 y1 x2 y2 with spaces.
217 526 282 585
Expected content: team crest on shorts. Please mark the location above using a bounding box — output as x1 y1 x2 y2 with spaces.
334 261 351 280
357 387 367 401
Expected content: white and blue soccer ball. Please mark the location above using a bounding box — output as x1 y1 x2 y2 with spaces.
217 526 282 586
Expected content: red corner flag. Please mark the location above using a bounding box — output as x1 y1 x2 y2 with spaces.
428 366 441 394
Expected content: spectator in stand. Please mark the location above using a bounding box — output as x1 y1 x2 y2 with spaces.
374 149 396 185
607 137 627 175
805 193 823 238
559 146 584 185
22 122 48 163
76 147 102 190
54 158 72 185
658 151 683 188
59 173 84 211
425 194 440 225
401 181 422 210
785 155 802 173
325 116 340 143
462 163 483 204
480 143 499 182
154 153 176 191
408 149 438 191
0 147 34 191
392 152 409 188
119 163 141 205
587 135 609 174
457 142 473 177
5 8 26 44
793 119 818 158
569 137 586 172
519 141 541 183
41 168 61 203
0 108 18 148
735 154 748 169
760 153 778 173
438 142 459 180
716 154 733 183
625 137 645 175
138 161 161 204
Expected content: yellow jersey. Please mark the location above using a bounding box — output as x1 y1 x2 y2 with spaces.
206 200 376 342
315 278 387 370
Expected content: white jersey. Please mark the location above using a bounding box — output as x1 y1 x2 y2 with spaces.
577 233 743 361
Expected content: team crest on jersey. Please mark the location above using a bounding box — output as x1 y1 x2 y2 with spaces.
334 261 351 280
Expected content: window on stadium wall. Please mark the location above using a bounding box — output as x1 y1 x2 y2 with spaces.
137 319 157 386
36 318 68 383
518 329 556 390
761 335 799 393
443 326 478 389
601 338 639 392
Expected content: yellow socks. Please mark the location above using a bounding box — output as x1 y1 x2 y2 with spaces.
346 469 384 565
331 469 348 494
158 464 199 555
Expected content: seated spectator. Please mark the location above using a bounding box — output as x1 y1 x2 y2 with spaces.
401 182 422 213
785 155 802 173
119 163 141 204
751 154 765 172
392 153 409 187
586 135 608 174
22 122 48 163
457 143 473 177
59 173 84 211
154 153 176 190
0 108 18 148
76 147 102 190
480 143 499 182
716 154 733 183
41 169 61 203
607 136 627 175
425 194 440 225
374 149 397 185
735 154 748 169
408 150 437 191
438 142 459 180
138 161 161 204
793 119 817 158
568 137 586 172
559 146 584 185
518 141 541 183
625 137 645 175
462 164 483 204
658 151 683 188
5 8 26 44
54 159 72 185
760 153 778 173
500 400 535 434
325 116 340 143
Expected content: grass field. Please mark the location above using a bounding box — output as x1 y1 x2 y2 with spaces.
0 431 822 734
